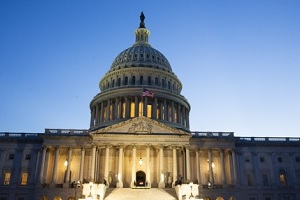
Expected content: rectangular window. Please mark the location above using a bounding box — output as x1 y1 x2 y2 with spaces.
138 102 143 117
25 154 31 160
295 157 300 162
262 174 269 186
130 102 135 118
4 172 11 185
8 154 14 160
260 157 265 162
147 104 152 118
245 157 251 162
247 174 253 186
21 172 28 185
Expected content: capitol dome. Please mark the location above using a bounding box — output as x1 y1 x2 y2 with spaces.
90 12 190 131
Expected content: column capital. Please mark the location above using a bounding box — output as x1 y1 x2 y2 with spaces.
132 144 137 149
118 143 125 148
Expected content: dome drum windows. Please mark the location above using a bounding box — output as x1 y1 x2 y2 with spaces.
91 96 190 130
124 76 129 86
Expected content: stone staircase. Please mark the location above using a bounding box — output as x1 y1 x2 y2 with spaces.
104 188 178 200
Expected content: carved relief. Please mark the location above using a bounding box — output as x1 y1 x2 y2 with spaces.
128 120 152 134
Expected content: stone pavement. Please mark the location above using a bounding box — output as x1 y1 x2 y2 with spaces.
104 188 177 200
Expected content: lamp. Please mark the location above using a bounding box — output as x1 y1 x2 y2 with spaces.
139 157 143 166
64 159 68 167
189 182 194 199
88 181 93 198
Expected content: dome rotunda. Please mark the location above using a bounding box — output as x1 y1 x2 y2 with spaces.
90 13 190 132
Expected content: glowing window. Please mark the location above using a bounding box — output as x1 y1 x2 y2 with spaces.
147 104 152 118
130 102 135 118
21 172 28 185
4 172 11 185
138 102 143 117
279 169 287 186
121 101 125 118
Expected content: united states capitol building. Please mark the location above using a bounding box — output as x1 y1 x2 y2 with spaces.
0 13 300 200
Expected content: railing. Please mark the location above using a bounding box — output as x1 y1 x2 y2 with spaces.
237 137 300 143
0 132 40 138
44 129 89 135
190 131 234 138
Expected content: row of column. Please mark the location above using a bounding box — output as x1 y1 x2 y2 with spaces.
38 145 237 188
90 96 190 129
39 146 86 184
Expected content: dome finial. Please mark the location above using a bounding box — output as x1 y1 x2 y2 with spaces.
139 12 146 28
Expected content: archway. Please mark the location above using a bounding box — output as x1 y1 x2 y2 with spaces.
136 170 146 186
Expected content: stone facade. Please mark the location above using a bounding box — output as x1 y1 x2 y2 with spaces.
0 14 300 200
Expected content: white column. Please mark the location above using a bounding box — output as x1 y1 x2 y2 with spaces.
208 149 213 184
186 146 191 181
158 145 165 188
131 144 137 187
79 147 85 182
232 149 237 185
52 146 59 184
172 146 177 187
104 145 110 185
220 149 226 187
146 144 151 187
196 149 200 184
198 149 203 188
90 145 96 181
117 145 124 188
65 147 72 183
39 146 47 183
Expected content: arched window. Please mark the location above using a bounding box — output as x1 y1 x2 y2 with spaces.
112 80 115 87
168 81 171 89
131 76 136 85
279 169 287 186
139 76 143 85
155 77 159 86
162 79 165 88
148 76 151 85
117 78 121 86
124 76 128 85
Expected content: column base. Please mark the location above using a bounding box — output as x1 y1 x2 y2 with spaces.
158 182 165 188
131 181 136 188
117 181 123 188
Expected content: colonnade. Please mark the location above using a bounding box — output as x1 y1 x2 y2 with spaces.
90 96 190 129
38 145 238 188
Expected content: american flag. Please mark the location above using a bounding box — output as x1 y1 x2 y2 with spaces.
142 88 154 98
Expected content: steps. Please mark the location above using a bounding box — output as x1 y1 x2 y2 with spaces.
104 188 177 200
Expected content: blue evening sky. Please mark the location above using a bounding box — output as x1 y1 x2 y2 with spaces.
0 1 299 137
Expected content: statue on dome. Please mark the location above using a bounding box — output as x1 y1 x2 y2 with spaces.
139 12 146 28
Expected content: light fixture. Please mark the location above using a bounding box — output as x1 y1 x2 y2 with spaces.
139 157 143 166
189 182 194 199
88 181 93 198
64 160 68 167
212 161 215 169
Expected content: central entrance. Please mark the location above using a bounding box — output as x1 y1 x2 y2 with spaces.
136 170 146 186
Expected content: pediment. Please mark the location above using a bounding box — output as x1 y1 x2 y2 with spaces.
92 116 190 136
